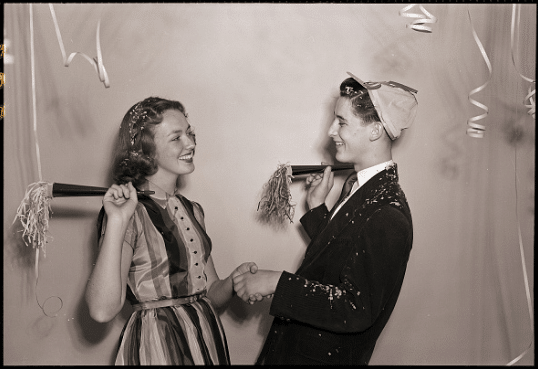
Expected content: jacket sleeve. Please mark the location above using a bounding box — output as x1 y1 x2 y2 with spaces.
270 205 412 333
299 203 329 239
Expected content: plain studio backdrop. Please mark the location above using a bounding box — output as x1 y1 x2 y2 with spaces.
3 3 535 365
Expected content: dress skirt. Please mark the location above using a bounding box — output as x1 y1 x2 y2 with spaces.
115 296 230 365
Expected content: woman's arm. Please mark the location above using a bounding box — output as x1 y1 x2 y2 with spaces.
205 256 258 309
85 183 137 323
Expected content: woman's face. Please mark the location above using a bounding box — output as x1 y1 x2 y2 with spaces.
151 109 196 178
328 97 372 165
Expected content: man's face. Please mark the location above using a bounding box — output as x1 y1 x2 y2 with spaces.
328 97 373 165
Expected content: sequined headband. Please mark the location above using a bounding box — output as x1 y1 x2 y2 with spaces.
128 102 148 146
343 85 368 98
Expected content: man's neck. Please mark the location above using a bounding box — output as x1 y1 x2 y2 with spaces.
354 153 392 172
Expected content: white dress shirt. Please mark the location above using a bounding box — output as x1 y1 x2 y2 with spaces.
330 160 394 220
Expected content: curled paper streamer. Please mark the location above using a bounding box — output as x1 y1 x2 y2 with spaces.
49 4 110 88
399 4 438 33
522 86 536 120
466 9 492 139
510 4 535 119
30 4 43 180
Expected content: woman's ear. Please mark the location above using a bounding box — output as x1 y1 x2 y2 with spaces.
369 121 385 141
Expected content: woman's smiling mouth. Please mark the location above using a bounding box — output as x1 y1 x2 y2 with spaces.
179 153 193 161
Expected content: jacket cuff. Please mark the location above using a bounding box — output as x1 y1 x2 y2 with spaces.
269 270 305 319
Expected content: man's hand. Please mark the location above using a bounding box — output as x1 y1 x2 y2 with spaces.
306 165 334 209
233 270 282 304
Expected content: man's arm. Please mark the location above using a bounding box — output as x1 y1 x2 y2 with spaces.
270 206 412 333
299 203 329 239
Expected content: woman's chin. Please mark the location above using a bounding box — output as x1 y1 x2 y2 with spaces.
179 162 195 175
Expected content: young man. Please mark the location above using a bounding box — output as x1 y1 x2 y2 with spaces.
234 73 417 365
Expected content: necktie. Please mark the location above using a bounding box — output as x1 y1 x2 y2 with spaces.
328 172 357 219
337 173 358 204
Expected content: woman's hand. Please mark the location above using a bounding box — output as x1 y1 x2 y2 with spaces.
230 262 265 303
103 182 138 224
231 262 258 279
305 165 334 209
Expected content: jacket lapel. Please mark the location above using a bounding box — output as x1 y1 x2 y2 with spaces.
297 165 399 274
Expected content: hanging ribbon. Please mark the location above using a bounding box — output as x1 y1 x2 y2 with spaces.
505 143 534 366
399 4 438 33
48 4 110 88
510 4 535 119
505 9 534 364
465 8 492 139
23 4 63 318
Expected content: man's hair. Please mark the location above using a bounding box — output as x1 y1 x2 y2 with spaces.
339 78 381 125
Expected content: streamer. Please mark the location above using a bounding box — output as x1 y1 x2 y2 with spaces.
505 143 534 366
505 9 534 363
24 5 62 318
466 8 492 139
399 4 438 33
49 4 110 88
510 4 535 120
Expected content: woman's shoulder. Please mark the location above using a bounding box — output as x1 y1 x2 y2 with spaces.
191 201 205 217
176 194 205 217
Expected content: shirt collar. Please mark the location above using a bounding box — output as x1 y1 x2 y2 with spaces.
355 160 394 190
140 180 179 209
331 160 395 221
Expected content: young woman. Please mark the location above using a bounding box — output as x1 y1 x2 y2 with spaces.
85 96 256 365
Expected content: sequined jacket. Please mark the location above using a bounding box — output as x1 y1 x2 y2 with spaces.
256 164 413 365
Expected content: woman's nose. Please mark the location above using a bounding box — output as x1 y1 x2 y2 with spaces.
184 136 196 149
328 119 338 137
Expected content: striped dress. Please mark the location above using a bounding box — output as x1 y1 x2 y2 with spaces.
98 181 230 365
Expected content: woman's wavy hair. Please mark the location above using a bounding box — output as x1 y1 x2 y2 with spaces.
339 77 381 125
112 96 186 187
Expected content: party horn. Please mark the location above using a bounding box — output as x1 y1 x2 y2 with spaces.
291 164 354 175
45 182 154 197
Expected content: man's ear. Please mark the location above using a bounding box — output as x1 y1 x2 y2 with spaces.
369 121 385 141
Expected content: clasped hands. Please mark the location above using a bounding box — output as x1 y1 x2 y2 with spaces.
229 169 329 304
231 262 281 305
